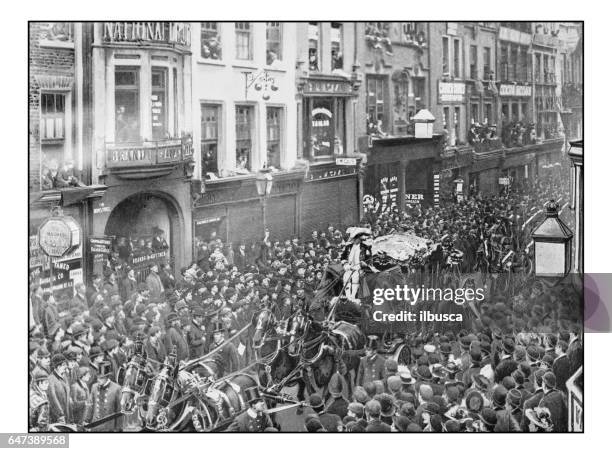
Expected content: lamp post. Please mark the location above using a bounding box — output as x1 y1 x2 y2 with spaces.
255 168 274 235
532 199 573 278
568 140 583 272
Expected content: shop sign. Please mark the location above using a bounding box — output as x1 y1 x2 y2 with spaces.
303 80 353 96
406 192 425 205
90 237 113 255
307 166 356 181
438 81 466 103
336 157 357 166
103 22 191 47
499 84 532 97
130 251 169 266
38 217 81 258
196 217 222 226
499 177 511 185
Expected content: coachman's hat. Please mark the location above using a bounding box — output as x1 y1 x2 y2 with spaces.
98 360 113 378
366 335 379 351
244 386 264 405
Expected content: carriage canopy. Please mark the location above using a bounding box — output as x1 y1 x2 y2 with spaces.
371 233 429 262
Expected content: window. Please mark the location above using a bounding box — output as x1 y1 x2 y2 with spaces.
115 68 140 142
266 22 282 65
201 104 220 178
470 45 478 80
484 103 493 125
151 67 168 140
510 45 518 80
305 98 345 158
443 107 450 131
521 102 529 121
535 53 542 83
471 103 479 124
41 93 65 140
308 23 319 72
483 47 491 79
512 103 519 122
235 105 253 171
366 76 388 134
331 23 343 70
201 22 222 60
173 68 178 135
454 107 461 143
501 103 509 124
520 47 529 82
266 107 282 168
413 77 426 110
442 37 450 74
235 22 252 60
453 38 461 78
500 45 508 80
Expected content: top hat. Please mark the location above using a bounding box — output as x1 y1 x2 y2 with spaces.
212 321 225 334
328 373 345 398
244 386 264 405
98 360 113 378
366 335 379 351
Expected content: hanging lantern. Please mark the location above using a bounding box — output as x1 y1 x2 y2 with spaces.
532 200 573 278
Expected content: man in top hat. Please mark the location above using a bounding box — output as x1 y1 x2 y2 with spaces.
47 353 71 424
187 306 208 359
357 336 385 387
146 263 165 304
29 368 50 432
164 312 189 363
225 386 273 432
325 372 350 419
85 361 123 432
340 227 372 302
211 320 240 374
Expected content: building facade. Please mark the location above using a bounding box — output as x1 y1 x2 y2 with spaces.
355 22 443 212
29 22 106 293
89 22 195 277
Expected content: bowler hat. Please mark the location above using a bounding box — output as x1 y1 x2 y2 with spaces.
50 353 67 371
492 385 508 408
480 407 498 427
309 394 324 412
387 376 402 393
506 388 522 409
31 368 49 383
365 399 382 417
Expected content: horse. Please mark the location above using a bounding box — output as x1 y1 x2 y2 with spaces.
290 312 366 399
118 354 151 419
143 365 259 432
251 308 305 400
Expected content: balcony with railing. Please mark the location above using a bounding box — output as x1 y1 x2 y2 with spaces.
104 135 194 179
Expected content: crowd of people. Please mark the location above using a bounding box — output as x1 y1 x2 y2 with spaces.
28 169 582 432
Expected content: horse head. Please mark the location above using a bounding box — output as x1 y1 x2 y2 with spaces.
252 309 276 348
144 368 176 430
288 310 310 356
119 358 149 415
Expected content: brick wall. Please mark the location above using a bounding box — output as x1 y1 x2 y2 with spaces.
28 23 75 193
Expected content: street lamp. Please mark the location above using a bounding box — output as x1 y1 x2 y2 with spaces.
532 199 573 278
255 168 274 234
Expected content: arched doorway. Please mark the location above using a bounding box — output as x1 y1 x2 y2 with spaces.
104 192 180 282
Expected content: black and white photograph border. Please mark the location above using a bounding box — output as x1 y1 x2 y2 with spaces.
25 18 584 434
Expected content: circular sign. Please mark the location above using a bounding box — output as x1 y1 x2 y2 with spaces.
38 217 81 257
